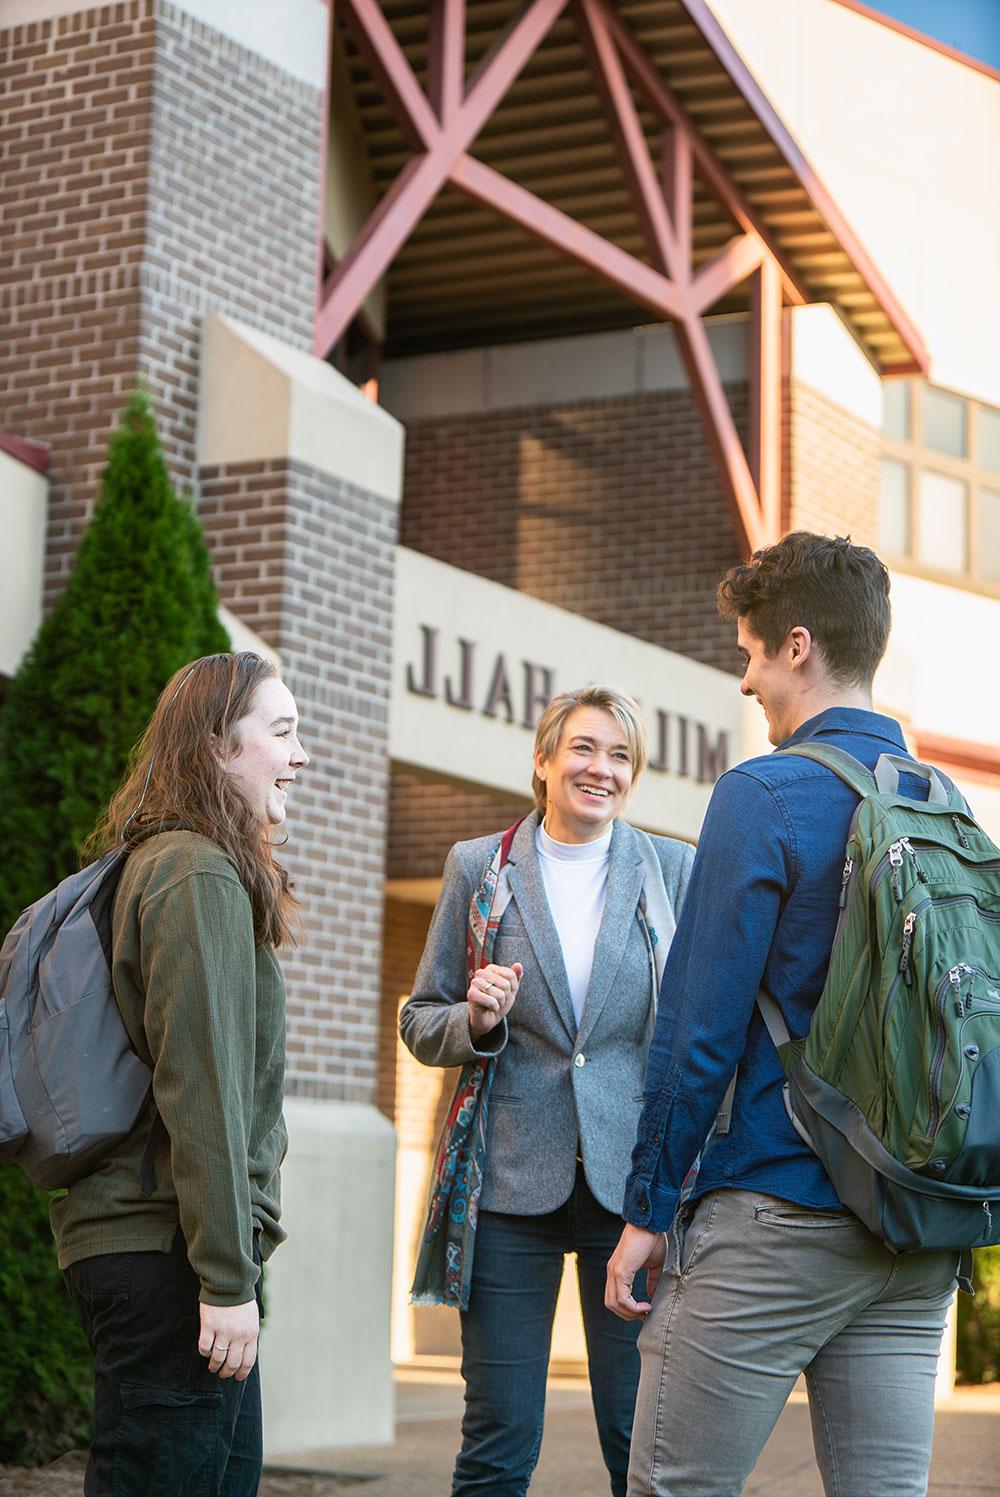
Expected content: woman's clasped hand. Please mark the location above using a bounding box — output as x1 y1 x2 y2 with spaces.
468 961 524 1035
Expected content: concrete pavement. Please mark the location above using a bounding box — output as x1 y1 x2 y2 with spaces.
269 1366 1000 1495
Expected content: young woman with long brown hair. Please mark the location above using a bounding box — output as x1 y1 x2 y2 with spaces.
52 651 307 1497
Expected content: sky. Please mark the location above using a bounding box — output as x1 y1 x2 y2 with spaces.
867 0 1000 70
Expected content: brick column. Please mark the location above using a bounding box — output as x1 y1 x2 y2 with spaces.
197 310 403 1454
0 0 322 604
199 456 396 1104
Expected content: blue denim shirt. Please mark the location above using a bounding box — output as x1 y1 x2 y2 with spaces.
622 706 913 1232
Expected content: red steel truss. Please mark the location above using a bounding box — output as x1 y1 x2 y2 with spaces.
319 0 803 555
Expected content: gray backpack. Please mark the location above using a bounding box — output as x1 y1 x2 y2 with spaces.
0 849 153 1189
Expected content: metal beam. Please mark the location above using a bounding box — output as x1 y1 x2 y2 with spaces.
677 311 768 557
598 0 808 307
316 0 573 355
450 153 686 321
459 0 573 148
314 153 448 358
691 232 765 315
750 257 783 542
428 0 466 124
318 0 786 559
336 0 439 151
661 123 692 275
573 0 680 279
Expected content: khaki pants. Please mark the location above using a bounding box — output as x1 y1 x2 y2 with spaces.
628 1189 957 1497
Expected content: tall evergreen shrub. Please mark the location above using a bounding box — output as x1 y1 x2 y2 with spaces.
0 389 230 1464
957 1247 1000 1385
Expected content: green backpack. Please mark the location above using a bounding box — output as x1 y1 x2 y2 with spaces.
758 743 1000 1275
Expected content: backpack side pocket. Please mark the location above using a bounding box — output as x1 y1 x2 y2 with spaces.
0 1005 28 1155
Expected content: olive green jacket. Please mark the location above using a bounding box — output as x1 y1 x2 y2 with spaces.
50 832 288 1305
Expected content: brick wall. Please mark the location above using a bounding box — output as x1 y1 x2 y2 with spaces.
789 380 880 546
138 3 318 488
199 458 398 1104
387 769 532 882
400 387 747 675
0 0 320 605
1 1 155 599
378 898 433 1123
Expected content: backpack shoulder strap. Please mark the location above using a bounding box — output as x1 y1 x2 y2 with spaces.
778 742 877 800
716 989 795 1135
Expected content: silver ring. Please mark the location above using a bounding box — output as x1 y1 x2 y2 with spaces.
214 1344 229 1353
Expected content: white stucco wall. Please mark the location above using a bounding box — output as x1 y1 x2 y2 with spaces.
380 317 749 421
878 571 1000 751
0 450 47 680
3 0 328 85
706 0 1000 406
876 569 1000 841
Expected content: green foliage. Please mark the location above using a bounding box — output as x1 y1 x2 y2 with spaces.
0 389 230 1464
0 388 229 932
957 1245 1000 1385
0 1172 92 1466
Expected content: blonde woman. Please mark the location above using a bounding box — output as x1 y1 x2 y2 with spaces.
401 685 693 1497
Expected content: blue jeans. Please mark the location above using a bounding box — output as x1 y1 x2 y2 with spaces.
63 1229 263 1497
453 1163 644 1497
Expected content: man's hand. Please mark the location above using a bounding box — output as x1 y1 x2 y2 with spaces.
606 1223 667 1321
468 962 523 1039
199 1299 259 1381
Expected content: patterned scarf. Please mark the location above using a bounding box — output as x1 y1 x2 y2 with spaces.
410 820 673 1311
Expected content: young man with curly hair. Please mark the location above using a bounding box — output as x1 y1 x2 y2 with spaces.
607 533 959 1497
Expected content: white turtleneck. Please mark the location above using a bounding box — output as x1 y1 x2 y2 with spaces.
535 819 613 1029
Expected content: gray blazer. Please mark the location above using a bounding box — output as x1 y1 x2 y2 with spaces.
399 811 694 1216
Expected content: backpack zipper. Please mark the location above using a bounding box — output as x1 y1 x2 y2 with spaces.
919 932 1000 1143
838 856 855 908
927 968 965 1141
927 965 1000 1146
871 843 1000 900
898 895 1000 985
898 908 920 984
899 837 929 884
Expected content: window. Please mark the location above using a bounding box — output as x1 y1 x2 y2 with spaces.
981 488 1000 584
879 381 1000 595
981 406 1000 475
921 386 966 458
917 472 966 573
882 382 910 441
879 459 909 555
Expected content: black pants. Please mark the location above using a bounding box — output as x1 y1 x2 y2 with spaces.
64 1229 263 1497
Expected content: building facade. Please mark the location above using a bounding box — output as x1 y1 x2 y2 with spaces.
2 0 999 1454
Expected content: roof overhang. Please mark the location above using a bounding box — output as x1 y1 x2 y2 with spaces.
334 0 927 374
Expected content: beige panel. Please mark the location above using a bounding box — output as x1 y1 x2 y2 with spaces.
390 549 744 843
198 312 404 502
261 1098 396 1455
380 319 749 422
0 451 47 678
